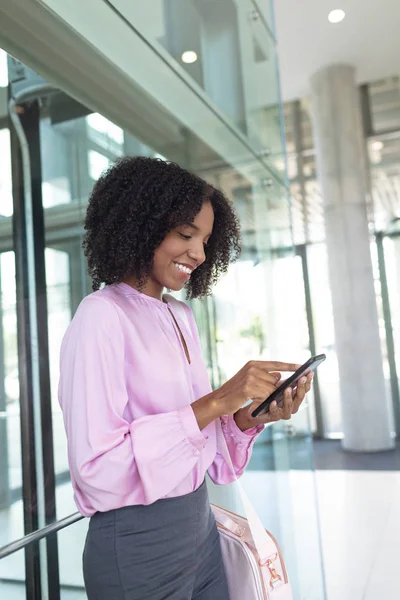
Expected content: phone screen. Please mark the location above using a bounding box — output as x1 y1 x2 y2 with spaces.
251 354 326 418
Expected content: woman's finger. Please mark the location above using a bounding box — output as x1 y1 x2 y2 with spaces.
269 371 282 382
268 400 280 422
305 373 313 394
253 361 301 373
250 382 279 402
292 377 307 412
282 388 293 420
248 367 282 387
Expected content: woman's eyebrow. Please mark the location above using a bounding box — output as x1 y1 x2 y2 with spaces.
185 224 212 237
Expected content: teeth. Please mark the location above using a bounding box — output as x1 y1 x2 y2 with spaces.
175 263 192 275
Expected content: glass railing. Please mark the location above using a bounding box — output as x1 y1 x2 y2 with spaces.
107 0 285 184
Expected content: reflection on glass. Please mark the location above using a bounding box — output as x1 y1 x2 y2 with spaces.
0 129 13 217
307 243 342 435
0 252 25 593
244 1 284 176
87 113 124 145
369 76 400 134
46 248 72 483
88 150 111 181
117 0 282 175
41 117 74 208
40 113 125 210
0 548 26 600
371 240 396 434
0 49 8 88
383 237 400 424
58 517 88 599
368 133 400 232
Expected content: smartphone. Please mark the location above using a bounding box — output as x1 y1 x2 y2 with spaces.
251 354 326 418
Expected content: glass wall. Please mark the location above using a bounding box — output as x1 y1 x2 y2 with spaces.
283 81 400 439
0 109 26 599
0 2 326 596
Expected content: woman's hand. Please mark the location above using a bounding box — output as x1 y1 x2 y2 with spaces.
233 372 314 431
210 360 300 417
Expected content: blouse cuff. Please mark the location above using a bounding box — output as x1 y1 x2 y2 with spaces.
179 404 208 451
223 413 265 442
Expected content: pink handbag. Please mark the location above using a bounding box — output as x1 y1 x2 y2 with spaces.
168 296 293 600
212 419 293 599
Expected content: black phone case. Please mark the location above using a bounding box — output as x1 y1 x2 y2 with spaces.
251 354 326 418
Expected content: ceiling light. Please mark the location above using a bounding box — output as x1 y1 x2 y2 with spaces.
328 9 345 23
371 140 383 151
181 51 198 64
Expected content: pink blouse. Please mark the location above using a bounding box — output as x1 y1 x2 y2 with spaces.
58 282 263 516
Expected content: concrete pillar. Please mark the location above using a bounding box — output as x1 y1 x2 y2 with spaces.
310 64 394 451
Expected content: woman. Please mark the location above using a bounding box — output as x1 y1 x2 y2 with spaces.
59 157 312 600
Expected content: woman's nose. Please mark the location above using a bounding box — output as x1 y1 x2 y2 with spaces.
188 242 206 265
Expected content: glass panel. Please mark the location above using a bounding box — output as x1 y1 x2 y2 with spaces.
241 1 285 180
307 243 341 436
0 129 13 217
369 76 400 134
0 255 25 593
0 548 26 600
368 134 400 232
196 175 326 596
114 0 247 132
30 38 324 597
46 241 83 516
40 112 125 210
373 238 397 433
0 49 8 88
111 0 281 175
58 518 88 599
0 55 25 597
251 0 274 37
0 218 24 595
46 248 72 481
383 236 400 423
41 109 159 517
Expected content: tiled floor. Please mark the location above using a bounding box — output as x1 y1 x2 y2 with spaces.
316 469 400 600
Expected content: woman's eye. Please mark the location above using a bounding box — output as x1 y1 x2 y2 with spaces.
179 233 192 240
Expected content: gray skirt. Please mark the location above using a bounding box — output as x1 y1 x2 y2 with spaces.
83 481 230 600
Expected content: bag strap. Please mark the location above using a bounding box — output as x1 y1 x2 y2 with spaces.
168 296 277 560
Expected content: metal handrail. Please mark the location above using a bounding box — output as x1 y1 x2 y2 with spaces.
0 512 85 560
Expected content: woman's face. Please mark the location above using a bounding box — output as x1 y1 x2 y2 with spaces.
142 200 214 299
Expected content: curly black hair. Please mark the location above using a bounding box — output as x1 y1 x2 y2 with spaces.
83 156 241 299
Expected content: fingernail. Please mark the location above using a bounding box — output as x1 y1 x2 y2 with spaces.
300 377 307 385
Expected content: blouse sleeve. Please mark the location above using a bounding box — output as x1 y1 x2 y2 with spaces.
208 415 264 485
59 296 207 513
181 303 264 485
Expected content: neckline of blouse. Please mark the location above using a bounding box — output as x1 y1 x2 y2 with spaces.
111 282 171 307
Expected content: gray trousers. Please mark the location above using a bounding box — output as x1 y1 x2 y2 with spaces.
83 481 230 599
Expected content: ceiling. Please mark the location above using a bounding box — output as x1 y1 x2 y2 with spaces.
274 0 400 101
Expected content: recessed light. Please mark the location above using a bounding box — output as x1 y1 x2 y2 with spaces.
181 51 198 64
328 9 346 23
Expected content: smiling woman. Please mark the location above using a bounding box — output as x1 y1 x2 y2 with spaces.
58 156 314 599
129 200 215 299
83 156 241 299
